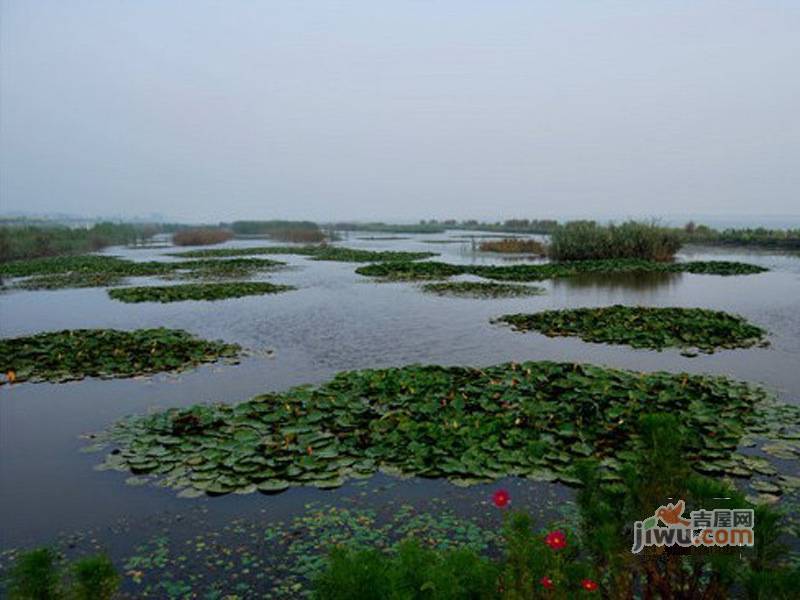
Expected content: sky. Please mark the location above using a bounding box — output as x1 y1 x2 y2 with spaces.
1 1 798 223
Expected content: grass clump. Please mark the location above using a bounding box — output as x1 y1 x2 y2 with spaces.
0 328 240 384
313 540 498 600
548 220 682 261
172 227 233 246
496 305 768 354
478 238 546 255
4 549 119 600
356 258 767 282
108 281 294 303
172 245 436 262
421 281 545 298
91 360 800 497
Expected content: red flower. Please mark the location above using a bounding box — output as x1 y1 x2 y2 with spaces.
540 576 554 589
581 579 599 592
492 489 510 508
544 530 567 550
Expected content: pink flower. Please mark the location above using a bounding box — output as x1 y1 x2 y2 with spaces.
492 489 510 508
581 578 599 592
544 530 567 550
540 576 554 589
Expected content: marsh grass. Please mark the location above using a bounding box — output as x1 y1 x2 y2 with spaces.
478 238 546 255
549 221 682 261
172 228 233 246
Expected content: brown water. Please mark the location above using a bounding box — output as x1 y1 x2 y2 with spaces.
1 233 799 559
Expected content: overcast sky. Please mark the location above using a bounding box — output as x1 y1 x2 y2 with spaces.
1 1 798 223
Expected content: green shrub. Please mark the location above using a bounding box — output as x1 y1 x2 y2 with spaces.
4 548 62 600
313 539 497 600
549 220 682 261
70 554 120 600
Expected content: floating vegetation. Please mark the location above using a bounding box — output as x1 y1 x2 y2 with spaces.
356 258 768 282
167 258 285 280
170 246 436 262
478 238 546 255
89 361 800 497
0 255 173 278
14 271 127 290
0 328 240 384
108 282 295 303
496 306 769 354
421 281 545 299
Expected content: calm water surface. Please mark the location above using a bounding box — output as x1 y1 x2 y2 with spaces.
1 233 799 554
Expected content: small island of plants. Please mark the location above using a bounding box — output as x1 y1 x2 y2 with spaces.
171 245 437 262
107 281 295 303
496 305 769 354
0 328 240 384
421 281 546 298
88 360 799 497
356 258 768 282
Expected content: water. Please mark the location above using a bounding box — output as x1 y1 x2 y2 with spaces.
1 233 799 570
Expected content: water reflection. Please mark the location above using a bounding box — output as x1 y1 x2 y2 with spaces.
553 271 683 293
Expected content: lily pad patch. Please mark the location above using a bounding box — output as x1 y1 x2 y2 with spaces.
0 328 240 384
89 360 800 497
495 305 768 354
107 282 295 303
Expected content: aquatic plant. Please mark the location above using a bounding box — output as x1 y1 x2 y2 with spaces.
167 257 285 279
356 258 768 282
496 306 768 354
548 220 682 261
107 281 295 303
420 281 545 298
172 227 233 246
0 255 171 278
0 328 240 384
478 238 546 255
3 549 119 600
89 361 800 497
14 271 127 290
171 246 436 262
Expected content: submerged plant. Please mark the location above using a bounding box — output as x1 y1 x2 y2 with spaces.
0 328 240 384
107 281 295 303
496 305 769 354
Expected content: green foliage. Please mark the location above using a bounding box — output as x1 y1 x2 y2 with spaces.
4 548 62 600
70 554 120 600
229 220 322 236
356 258 767 282
549 220 682 261
0 222 156 263
0 328 240 384
14 272 126 290
171 245 436 262
90 360 800 498
312 539 498 600
0 255 173 278
682 225 800 250
3 550 119 600
497 305 768 354
420 282 545 298
107 281 295 303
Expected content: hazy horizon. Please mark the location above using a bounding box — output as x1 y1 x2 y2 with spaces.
2 1 798 222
